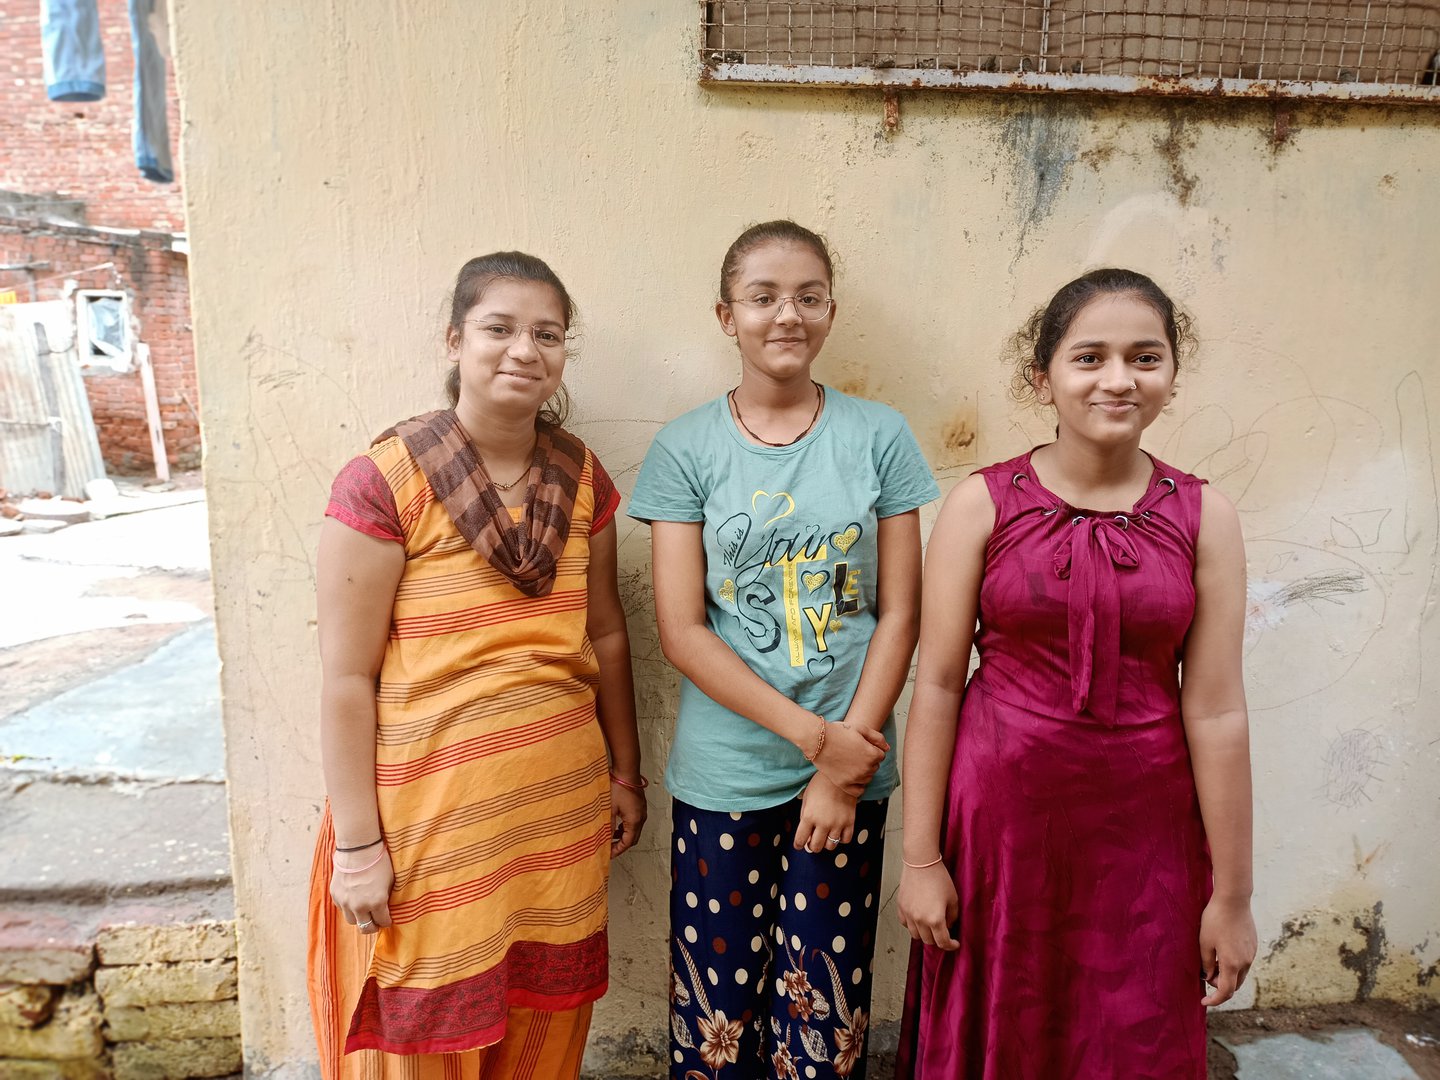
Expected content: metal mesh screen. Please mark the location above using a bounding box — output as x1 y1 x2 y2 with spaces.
701 1 1440 95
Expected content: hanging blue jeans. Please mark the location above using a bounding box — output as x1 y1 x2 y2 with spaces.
40 0 174 184
40 0 104 101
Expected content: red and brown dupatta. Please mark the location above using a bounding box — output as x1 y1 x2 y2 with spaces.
374 410 585 597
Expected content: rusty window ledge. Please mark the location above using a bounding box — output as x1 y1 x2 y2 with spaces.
700 2 1440 105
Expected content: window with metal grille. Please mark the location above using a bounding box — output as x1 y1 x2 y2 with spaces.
700 2 1440 102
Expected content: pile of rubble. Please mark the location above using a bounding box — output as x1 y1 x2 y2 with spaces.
0 480 182 539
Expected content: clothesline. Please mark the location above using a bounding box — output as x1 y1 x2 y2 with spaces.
28 264 116 289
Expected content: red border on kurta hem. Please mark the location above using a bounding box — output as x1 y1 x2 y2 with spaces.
342 984 606 1056
343 932 607 1056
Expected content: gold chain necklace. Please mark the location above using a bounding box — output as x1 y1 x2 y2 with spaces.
729 381 824 448
490 468 528 492
483 438 536 492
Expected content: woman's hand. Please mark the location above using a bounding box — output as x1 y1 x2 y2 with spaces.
610 780 648 857
793 773 857 854
1199 895 1256 1006
330 845 394 935
897 861 960 950
812 721 889 797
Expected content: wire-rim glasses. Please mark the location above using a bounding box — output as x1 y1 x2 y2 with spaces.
463 319 567 350
723 294 835 322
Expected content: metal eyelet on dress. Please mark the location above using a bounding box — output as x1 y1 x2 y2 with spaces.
1071 515 1086 526
1012 473 1028 488
1113 514 1130 529
1041 507 1059 517
1159 477 1176 493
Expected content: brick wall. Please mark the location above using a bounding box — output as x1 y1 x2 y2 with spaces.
0 0 185 232
0 220 199 473
0 0 197 475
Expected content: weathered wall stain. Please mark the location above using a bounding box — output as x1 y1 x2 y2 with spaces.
1001 100 1081 251
1153 114 1199 205
934 408 979 471
1257 894 1438 1008
832 375 871 399
1338 901 1388 1002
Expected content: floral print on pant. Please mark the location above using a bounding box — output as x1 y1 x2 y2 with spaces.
668 797 888 1079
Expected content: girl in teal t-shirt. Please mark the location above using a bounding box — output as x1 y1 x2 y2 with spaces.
629 220 938 1079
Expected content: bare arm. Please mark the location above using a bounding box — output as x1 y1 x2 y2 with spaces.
649 520 887 797
586 520 647 856
897 475 994 949
796 510 923 852
317 516 405 932
1181 484 1257 1006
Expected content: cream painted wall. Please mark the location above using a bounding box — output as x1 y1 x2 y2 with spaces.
169 4 1440 1075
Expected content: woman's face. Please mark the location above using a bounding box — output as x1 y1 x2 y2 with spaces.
447 279 567 418
1034 293 1177 445
716 241 836 383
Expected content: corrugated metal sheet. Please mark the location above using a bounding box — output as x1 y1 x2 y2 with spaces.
0 302 105 498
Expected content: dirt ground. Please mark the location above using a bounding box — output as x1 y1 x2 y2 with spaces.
1209 1002 1440 1080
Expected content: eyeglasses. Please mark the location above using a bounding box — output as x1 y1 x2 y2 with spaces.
723 294 835 322
464 320 567 350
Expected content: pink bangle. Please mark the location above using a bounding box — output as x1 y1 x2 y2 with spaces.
610 772 649 793
903 854 945 870
334 846 386 874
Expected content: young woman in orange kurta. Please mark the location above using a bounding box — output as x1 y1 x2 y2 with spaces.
307 253 646 1080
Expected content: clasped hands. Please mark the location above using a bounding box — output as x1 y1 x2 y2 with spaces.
794 720 888 855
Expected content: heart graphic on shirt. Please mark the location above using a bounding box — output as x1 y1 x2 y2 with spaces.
718 579 736 604
802 571 829 593
832 523 862 555
752 490 795 528
807 655 836 677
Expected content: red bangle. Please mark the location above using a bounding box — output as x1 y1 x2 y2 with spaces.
610 772 649 792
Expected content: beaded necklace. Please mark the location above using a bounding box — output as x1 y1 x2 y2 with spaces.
728 381 825 448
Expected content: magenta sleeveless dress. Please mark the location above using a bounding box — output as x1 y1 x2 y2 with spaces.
897 450 1212 1080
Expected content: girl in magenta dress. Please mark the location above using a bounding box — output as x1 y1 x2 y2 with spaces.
895 270 1257 1079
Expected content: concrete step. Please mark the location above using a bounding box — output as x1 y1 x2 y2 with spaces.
0 774 230 903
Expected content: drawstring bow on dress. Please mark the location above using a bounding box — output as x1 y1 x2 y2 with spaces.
1014 470 1176 722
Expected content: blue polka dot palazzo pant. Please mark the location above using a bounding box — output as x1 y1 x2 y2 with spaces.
668 797 889 1080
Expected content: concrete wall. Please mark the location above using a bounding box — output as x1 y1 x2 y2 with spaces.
167 4 1440 1075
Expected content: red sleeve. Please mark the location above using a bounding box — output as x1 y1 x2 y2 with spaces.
589 452 621 536
325 455 404 543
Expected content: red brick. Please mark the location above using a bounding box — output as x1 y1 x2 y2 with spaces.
0 0 196 474
0 0 182 232
0 909 96 985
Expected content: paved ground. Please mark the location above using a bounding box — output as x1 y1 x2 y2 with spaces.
0 481 230 911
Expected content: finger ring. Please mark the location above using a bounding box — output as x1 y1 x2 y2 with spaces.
826 836 841 845
357 919 374 929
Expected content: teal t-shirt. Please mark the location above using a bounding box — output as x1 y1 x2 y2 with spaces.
628 388 940 811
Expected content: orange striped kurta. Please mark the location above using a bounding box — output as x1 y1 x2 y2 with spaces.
308 432 612 1077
